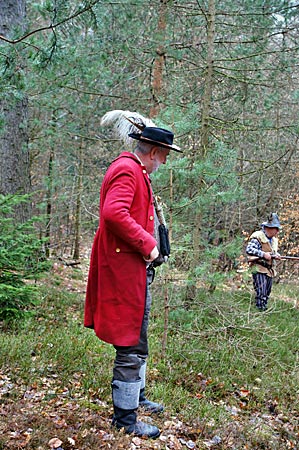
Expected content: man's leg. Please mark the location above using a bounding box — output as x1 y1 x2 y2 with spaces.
253 272 273 310
139 360 164 413
111 270 160 438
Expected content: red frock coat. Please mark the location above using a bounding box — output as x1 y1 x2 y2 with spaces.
84 152 157 346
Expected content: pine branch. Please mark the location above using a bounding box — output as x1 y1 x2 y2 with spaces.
0 0 101 45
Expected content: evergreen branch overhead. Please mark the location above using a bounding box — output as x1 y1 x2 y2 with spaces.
0 0 101 45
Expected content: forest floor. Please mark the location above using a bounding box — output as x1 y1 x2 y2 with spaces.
1 257 299 450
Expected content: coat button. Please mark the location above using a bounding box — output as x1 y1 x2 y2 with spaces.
116 248 120 253
149 215 154 221
143 169 147 174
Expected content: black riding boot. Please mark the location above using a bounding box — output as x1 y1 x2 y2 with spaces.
112 379 160 439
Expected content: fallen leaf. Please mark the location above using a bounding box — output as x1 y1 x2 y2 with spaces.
48 437 63 449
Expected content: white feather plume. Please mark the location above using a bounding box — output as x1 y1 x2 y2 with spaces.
100 109 156 147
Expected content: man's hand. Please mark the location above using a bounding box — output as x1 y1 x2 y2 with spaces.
263 252 272 261
143 246 159 263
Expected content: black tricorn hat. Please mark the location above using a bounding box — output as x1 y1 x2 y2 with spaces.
128 127 182 153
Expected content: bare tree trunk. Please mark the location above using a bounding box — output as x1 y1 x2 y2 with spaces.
161 276 169 359
193 0 215 255
0 0 31 221
73 140 84 260
200 0 215 156
45 150 54 258
150 0 168 117
187 0 216 300
168 168 173 242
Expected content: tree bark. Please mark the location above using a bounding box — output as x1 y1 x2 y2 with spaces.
200 0 215 157
150 0 168 117
187 0 216 300
193 0 216 258
45 149 54 258
0 0 31 221
73 139 84 260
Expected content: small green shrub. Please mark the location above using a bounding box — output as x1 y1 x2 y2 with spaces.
0 194 50 323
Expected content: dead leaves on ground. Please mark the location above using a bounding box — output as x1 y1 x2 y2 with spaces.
1 369 299 449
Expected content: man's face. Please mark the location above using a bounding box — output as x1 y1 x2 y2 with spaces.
150 147 170 173
265 226 279 238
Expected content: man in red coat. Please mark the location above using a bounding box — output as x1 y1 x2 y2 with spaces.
84 123 181 438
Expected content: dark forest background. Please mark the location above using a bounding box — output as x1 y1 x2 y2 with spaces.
1 0 299 290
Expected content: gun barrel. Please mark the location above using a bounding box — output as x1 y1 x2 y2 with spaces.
280 256 299 261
